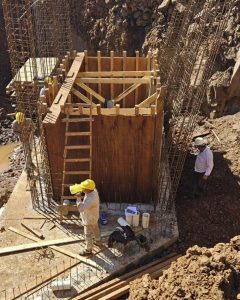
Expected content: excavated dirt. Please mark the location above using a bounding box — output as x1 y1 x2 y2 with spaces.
128 112 240 299
129 237 240 299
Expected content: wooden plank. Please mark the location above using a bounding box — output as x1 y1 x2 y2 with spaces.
71 88 97 106
76 81 105 103
66 132 91 136
1 236 83 256
43 52 85 124
110 51 114 99
64 158 90 162
76 253 177 300
77 71 153 77
97 51 102 95
21 222 44 240
123 51 127 107
77 78 151 84
8 227 100 269
65 145 91 149
84 256 180 300
114 83 142 103
138 92 157 108
61 107 152 116
62 118 93 122
135 51 139 106
63 171 91 175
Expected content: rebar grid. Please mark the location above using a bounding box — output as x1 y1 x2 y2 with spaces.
156 0 235 211
2 0 72 210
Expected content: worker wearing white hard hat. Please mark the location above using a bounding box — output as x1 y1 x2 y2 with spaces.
70 179 101 256
190 137 214 198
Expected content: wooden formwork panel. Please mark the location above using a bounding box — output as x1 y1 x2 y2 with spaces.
44 111 163 203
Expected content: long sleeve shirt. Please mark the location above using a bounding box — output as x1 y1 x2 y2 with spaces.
194 146 214 176
77 189 100 225
12 118 35 144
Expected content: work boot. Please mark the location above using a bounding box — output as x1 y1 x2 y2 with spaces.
79 249 92 256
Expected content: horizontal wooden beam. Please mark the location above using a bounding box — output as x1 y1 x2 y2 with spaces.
138 92 157 108
77 71 154 77
61 106 154 116
71 88 97 106
76 81 105 103
8 227 100 269
76 77 151 84
43 52 85 124
1 235 83 255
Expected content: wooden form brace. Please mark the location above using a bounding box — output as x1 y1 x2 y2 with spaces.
43 52 85 124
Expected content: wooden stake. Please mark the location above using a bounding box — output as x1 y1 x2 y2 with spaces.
21 222 44 240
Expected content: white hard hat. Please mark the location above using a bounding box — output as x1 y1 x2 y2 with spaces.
194 137 205 146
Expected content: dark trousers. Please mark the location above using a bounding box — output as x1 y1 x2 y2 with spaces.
191 171 207 198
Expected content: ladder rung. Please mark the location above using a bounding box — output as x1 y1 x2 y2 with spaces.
63 171 91 175
62 184 72 187
65 145 91 149
64 158 91 162
61 196 77 199
66 132 91 136
62 118 93 122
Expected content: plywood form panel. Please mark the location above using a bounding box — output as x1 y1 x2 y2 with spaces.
92 115 157 203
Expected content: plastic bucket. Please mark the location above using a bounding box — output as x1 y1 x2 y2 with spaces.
132 212 140 227
142 213 150 229
125 214 133 226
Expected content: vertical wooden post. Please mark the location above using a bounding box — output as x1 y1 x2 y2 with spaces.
135 104 139 116
84 50 89 99
147 51 151 97
151 104 156 115
123 50 127 107
135 51 139 105
96 104 101 115
97 51 102 95
64 55 69 71
110 51 114 99
115 104 120 115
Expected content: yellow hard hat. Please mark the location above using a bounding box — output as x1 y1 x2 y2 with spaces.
70 179 96 194
15 112 25 123
44 76 52 84
69 184 83 195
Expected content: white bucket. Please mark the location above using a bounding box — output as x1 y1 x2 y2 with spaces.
132 212 140 227
142 213 150 229
125 214 133 226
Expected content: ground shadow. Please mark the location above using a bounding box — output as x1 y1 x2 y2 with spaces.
175 150 240 253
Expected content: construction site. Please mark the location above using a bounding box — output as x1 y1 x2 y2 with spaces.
0 0 240 299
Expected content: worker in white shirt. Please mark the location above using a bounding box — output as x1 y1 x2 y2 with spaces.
70 179 101 256
191 137 214 199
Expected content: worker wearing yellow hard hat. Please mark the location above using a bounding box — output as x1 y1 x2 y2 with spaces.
70 179 101 255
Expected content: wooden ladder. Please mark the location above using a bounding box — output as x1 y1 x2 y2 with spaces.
60 99 93 222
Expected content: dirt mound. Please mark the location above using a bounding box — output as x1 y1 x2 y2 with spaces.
128 237 240 299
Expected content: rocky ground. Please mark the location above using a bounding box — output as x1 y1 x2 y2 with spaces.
127 112 240 299
0 107 24 208
128 237 240 299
